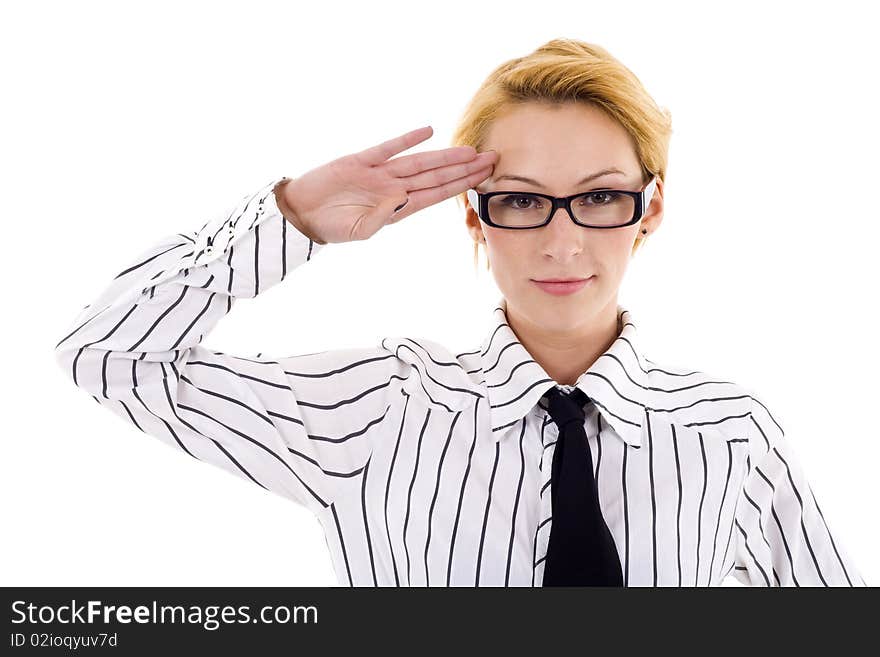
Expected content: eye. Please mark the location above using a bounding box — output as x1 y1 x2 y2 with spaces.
581 191 620 205
498 194 542 210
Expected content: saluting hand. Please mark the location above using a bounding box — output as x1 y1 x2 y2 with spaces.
275 125 498 244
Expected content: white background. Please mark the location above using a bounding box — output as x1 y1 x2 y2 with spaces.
1 0 876 586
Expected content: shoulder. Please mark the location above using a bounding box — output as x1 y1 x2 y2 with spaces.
645 355 786 458
738 380 786 456
642 356 757 443
379 335 485 413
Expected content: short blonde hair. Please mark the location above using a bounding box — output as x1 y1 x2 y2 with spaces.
449 38 673 271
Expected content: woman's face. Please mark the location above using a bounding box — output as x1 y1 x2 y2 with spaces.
466 101 664 332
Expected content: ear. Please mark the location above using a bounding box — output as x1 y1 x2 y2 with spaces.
464 195 486 244
640 176 665 235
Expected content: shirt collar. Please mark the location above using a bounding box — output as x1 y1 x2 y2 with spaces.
479 296 648 448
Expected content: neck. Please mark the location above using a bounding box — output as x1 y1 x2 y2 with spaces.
505 297 621 386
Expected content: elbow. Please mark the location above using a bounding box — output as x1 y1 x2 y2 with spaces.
53 336 103 398
53 338 84 390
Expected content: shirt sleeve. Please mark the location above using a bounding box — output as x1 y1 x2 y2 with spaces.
53 177 408 517
729 388 867 586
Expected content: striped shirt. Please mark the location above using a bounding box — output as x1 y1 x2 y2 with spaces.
54 177 866 587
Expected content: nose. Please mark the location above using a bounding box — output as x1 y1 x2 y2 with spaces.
533 203 588 259
543 203 586 239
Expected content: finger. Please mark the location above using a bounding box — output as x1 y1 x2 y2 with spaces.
387 164 494 224
383 145 483 178
397 151 497 192
356 125 435 166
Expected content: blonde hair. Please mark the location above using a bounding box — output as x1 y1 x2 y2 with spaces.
449 38 673 272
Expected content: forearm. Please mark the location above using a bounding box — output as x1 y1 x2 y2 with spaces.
54 177 326 400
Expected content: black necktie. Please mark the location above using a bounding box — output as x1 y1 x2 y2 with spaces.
541 386 624 586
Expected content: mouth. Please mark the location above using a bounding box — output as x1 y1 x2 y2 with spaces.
531 276 593 283
530 276 596 296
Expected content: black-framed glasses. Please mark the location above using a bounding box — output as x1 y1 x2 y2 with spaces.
466 175 658 229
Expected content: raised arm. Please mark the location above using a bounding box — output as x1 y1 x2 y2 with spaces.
54 178 383 515
54 126 499 517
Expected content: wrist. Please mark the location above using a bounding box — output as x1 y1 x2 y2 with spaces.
274 178 327 245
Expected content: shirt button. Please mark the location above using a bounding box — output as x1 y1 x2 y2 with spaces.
204 245 213 255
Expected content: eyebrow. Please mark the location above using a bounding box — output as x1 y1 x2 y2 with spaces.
492 167 627 188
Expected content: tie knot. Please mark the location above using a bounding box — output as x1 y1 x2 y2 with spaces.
543 386 590 432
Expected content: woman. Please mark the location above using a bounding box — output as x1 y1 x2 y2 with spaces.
54 38 865 587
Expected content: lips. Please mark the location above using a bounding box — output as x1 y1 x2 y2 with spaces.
532 277 591 283
531 276 595 296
